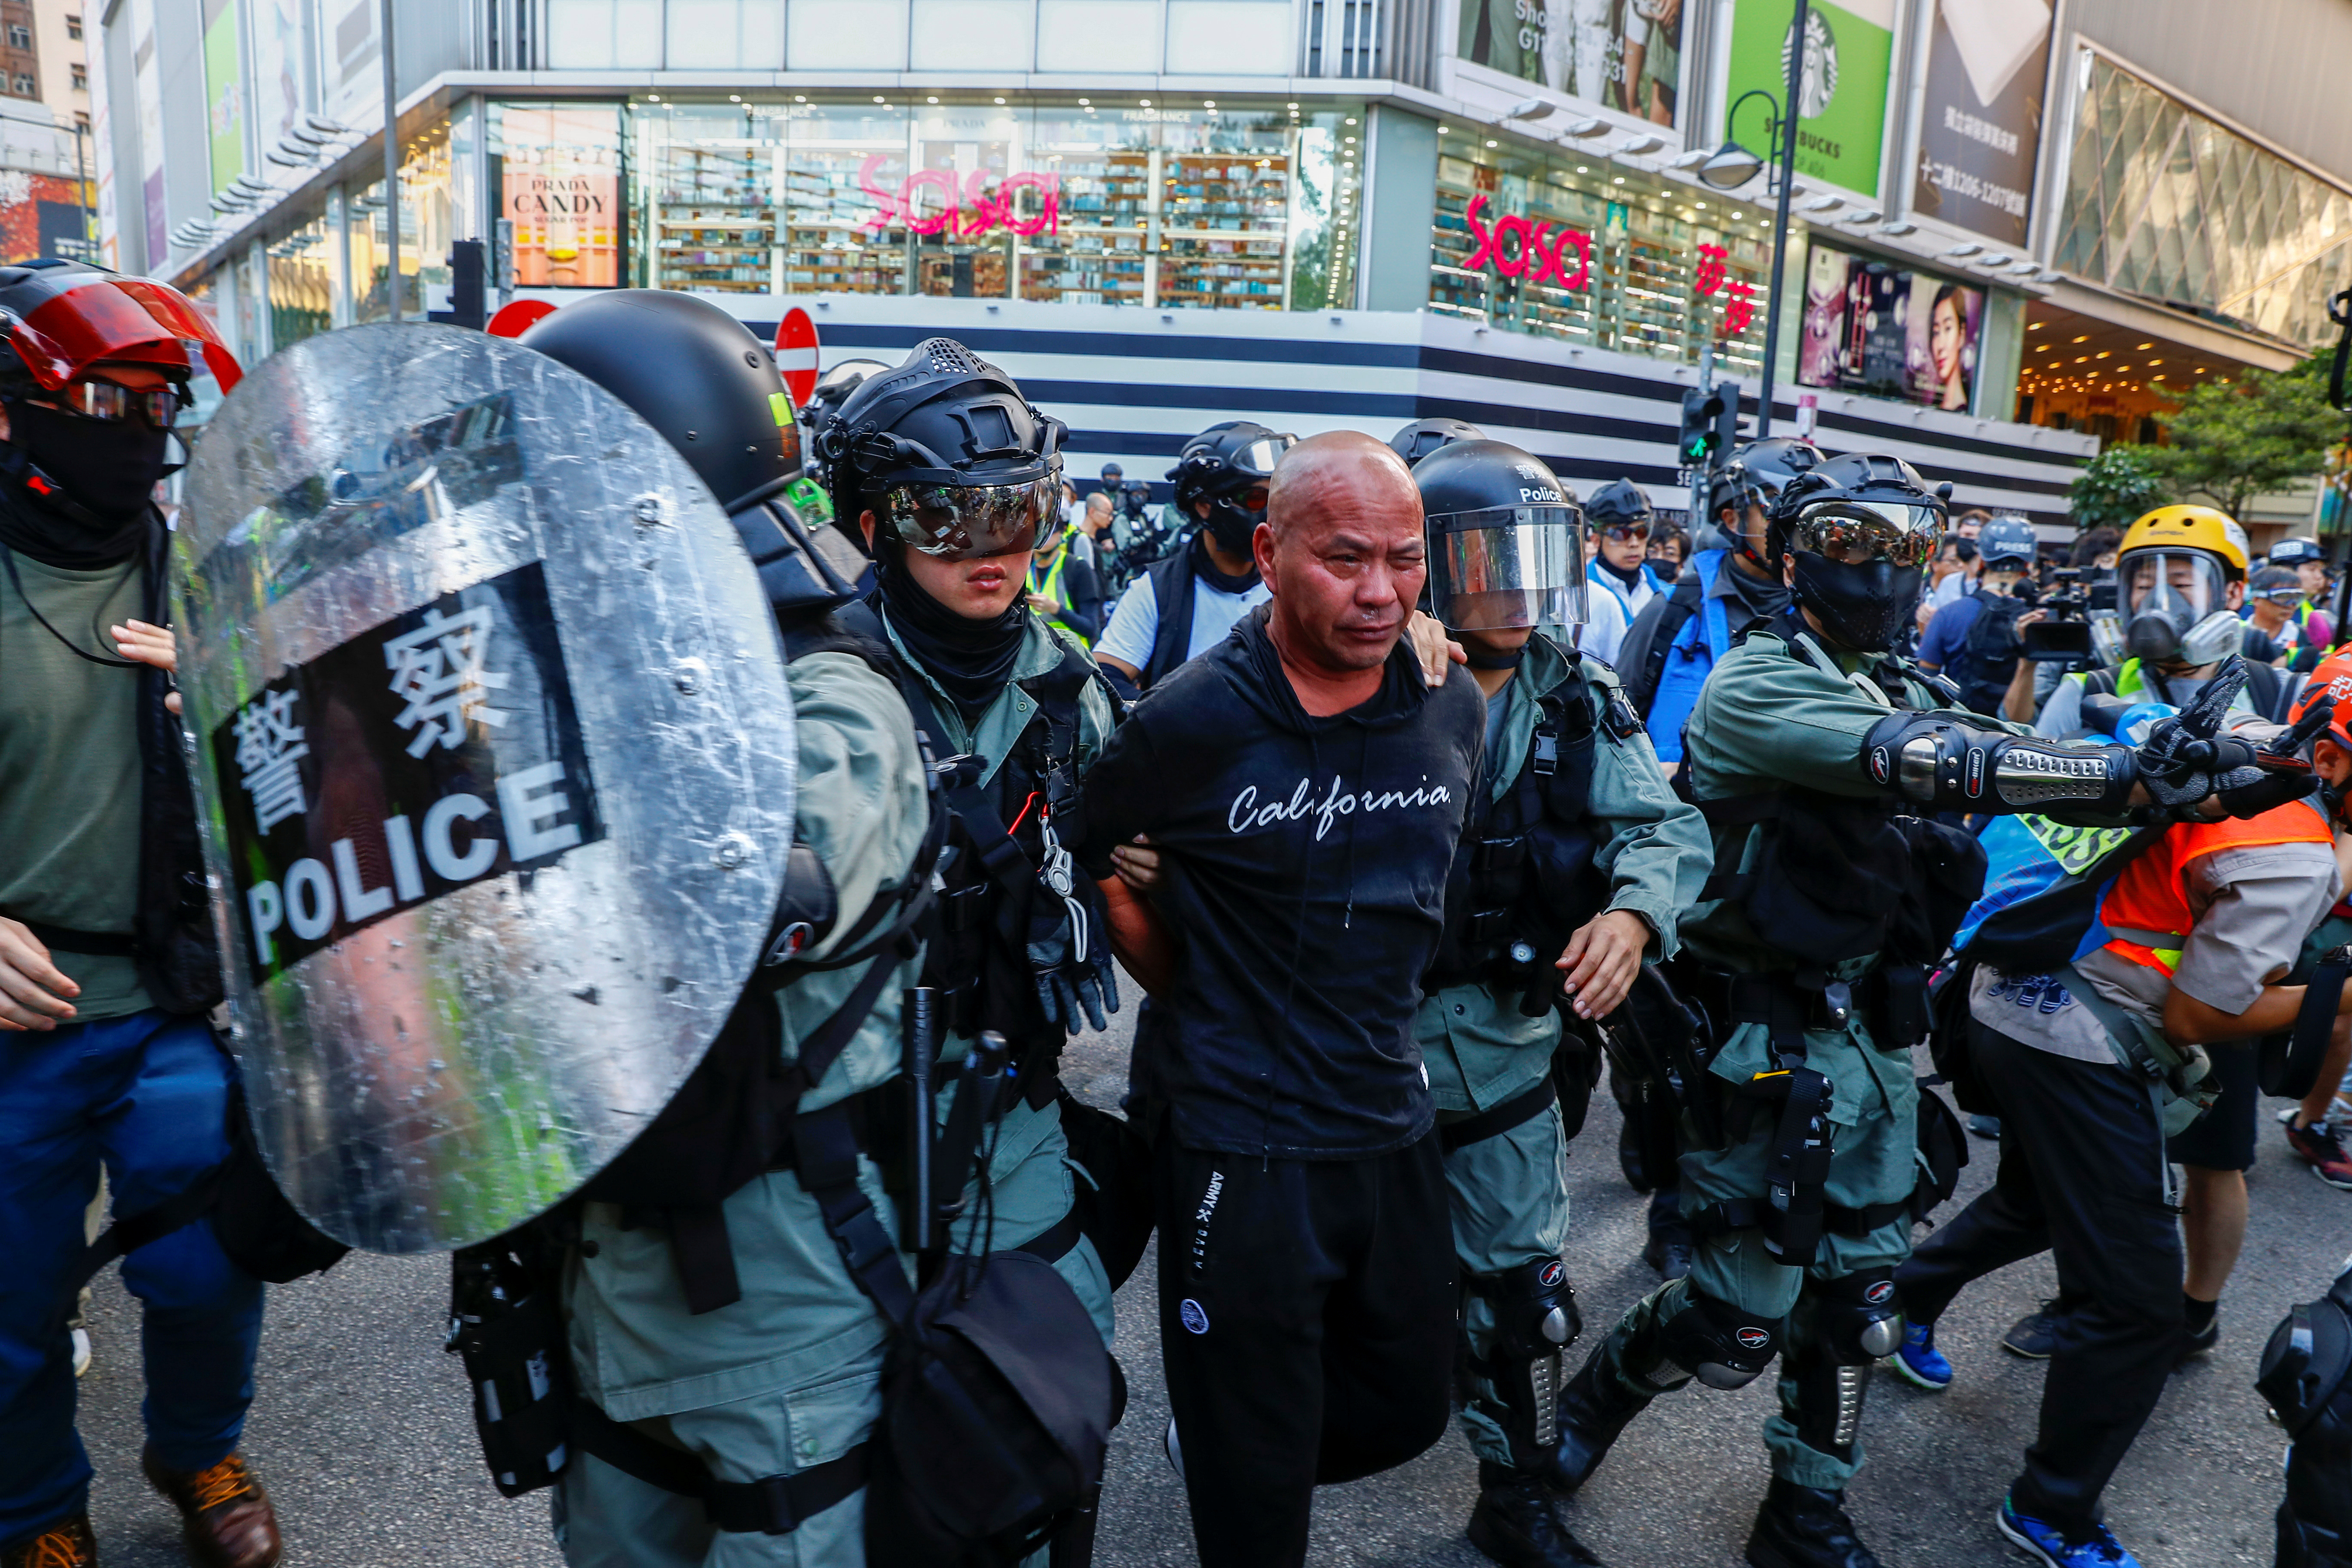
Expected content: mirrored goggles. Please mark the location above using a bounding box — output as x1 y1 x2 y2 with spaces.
1596 522 1647 544
1231 435 1294 478
1426 504 1589 631
879 470 1060 560
1786 501 1945 569
2121 549 2227 622
42 376 187 429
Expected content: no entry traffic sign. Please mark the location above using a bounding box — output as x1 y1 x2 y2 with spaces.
775 307 820 407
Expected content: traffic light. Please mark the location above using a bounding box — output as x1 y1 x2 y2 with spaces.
1677 380 1745 471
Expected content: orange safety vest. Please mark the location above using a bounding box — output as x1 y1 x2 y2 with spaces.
2098 802 2334 976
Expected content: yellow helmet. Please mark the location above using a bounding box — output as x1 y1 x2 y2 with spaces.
2118 504 2250 576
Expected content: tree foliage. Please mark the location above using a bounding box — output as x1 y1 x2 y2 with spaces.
2068 445 2169 532
2142 353 2347 520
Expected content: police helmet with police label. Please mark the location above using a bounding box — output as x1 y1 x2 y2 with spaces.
817 336 1066 561
1387 417 1485 468
523 291 801 511
1411 438 1588 631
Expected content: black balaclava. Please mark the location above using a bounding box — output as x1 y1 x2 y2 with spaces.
1190 527 1259 594
0 397 169 567
1790 554 1926 653
876 543 1028 719
1203 497 1262 557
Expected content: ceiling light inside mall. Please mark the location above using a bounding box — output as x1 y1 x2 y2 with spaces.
2073 335 2089 343
646 93 660 101
1577 165 1591 174
1140 98 1152 106
729 94 741 102
2149 358 2162 366
1438 126 1449 134
1612 175 1625 184
1697 140 1764 189
927 95 938 103
2096 351 2110 358
995 97 1007 104
2137 342 2153 350
1487 140 1500 148
795 95 806 102
873 96 885 103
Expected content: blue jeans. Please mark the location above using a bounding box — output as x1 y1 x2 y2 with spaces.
0 1011 265 1544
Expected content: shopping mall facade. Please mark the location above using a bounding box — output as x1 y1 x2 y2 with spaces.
87 0 2352 532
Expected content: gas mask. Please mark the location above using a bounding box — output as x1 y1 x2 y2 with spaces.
2120 549 2243 668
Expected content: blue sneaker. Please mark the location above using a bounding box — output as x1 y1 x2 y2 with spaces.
1889 1319 1952 1390
1996 1496 2142 1566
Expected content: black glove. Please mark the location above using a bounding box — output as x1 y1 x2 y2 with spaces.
2134 657 2259 808
1026 830 1121 1034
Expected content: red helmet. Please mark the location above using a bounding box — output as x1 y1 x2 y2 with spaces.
0 261 241 395
2293 648 2352 749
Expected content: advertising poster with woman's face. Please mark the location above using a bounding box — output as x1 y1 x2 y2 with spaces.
1797 245 1983 411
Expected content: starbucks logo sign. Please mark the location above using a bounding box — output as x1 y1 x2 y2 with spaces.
1782 9 1840 120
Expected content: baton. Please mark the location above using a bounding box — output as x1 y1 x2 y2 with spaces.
902 986 940 1253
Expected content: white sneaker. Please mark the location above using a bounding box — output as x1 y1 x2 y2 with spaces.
70 1327 91 1378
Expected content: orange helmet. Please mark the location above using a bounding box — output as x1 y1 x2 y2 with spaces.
0 260 240 395
2292 648 2352 748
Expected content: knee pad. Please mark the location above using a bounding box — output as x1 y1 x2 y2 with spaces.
1650 1290 1782 1392
1811 1269 1906 1364
1468 1259 1581 1465
1474 1257 1582 1361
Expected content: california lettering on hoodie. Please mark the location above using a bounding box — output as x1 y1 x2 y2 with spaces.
1080 603 1485 1160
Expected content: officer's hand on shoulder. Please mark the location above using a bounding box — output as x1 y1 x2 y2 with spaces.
1406 610 1467 688
0 917 79 1031
1110 834 1165 893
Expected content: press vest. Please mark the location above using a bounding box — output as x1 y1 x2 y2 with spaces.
1642 549 1737 766
2098 803 2335 977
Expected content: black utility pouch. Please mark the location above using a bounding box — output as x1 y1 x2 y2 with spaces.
867 1251 1116 1567
445 1226 573 1499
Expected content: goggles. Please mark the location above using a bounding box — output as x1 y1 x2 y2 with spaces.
38 376 187 429
878 469 1060 560
1786 501 1945 569
2122 549 2230 622
1596 522 1647 544
1426 503 1589 631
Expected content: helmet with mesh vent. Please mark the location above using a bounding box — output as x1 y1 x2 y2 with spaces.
815 336 1066 527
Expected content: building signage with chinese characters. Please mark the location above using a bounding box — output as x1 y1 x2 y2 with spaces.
213 561 604 983
1910 0 2053 247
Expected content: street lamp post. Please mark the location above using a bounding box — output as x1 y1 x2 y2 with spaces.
1699 0 1811 441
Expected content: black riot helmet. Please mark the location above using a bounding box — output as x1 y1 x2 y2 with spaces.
1387 416 1485 468
521 290 800 511
798 357 889 488
1767 452 1951 653
1168 419 1295 555
1412 438 1588 632
523 289 861 623
1705 436 1824 559
817 336 1066 562
1584 478 1653 535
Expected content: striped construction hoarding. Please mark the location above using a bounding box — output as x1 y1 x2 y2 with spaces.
655 292 2095 527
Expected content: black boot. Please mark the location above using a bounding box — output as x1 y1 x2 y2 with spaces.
1641 1222 1693 1282
1543 1352 1653 1495
1743 1478 1884 1568
1468 1462 1607 1567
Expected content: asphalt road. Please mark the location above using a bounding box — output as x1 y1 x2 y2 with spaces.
66 998 2352 1568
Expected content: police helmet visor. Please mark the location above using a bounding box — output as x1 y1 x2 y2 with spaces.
1787 502 1945 569
1229 435 1292 478
1425 503 1589 631
2122 550 2228 623
879 469 1061 560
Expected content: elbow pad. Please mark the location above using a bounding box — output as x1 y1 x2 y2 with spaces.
1862 711 2136 815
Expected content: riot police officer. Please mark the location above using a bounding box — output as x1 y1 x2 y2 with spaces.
1388 416 1485 466
1548 453 2267 1568
1409 441 1712 1568
518 293 946 1567
1093 420 1291 697
816 337 1124 1348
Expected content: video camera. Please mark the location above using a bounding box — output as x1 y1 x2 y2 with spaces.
2019 566 2120 665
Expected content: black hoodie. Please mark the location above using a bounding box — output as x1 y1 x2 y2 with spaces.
1081 604 1484 1159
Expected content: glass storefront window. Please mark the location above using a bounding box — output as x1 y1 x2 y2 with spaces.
493 102 624 289
1430 143 1768 376
266 209 336 351
622 95 1363 311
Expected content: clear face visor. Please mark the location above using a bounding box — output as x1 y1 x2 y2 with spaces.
1230 435 1293 478
2122 550 2230 628
1426 504 1588 631
879 468 1061 560
1786 501 1946 569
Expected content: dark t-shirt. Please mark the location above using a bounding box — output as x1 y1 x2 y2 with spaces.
1080 606 1484 1159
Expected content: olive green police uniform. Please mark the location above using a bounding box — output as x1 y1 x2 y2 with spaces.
561 650 932 1568
1565 619 2031 1498
1415 637 1710 1470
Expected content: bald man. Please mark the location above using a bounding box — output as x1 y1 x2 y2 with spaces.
1081 432 1487 1567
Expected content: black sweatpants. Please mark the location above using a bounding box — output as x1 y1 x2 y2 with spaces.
1154 1131 1458 1568
1894 1018 2183 1531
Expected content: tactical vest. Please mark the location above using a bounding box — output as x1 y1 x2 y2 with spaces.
1425 641 1606 1010
1637 549 1736 766
1142 547 1200 689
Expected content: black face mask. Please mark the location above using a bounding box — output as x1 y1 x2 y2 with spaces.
7 398 172 521
1789 554 1925 653
876 548 1027 719
1203 496 1263 557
